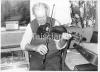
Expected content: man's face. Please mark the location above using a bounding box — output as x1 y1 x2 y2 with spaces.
34 7 47 25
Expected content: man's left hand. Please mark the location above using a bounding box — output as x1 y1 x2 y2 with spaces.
61 33 72 40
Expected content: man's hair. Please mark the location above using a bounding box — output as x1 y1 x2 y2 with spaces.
32 2 49 16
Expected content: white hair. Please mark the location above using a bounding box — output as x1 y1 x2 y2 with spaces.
32 2 49 16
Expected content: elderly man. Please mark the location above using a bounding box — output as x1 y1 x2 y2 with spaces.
20 3 71 70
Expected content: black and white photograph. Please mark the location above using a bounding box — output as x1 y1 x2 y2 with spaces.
1 0 99 71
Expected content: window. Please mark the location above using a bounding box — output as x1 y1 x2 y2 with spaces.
1 0 30 28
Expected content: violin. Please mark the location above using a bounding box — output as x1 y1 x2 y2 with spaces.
36 23 82 41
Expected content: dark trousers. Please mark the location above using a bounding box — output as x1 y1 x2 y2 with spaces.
29 51 62 71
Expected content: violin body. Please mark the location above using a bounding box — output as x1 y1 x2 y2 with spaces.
36 23 67 37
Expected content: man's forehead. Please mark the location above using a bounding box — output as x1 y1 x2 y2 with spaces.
34 7 46 17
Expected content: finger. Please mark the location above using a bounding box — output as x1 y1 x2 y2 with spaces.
63 32 67 34
41 47 47 54
63 33 68 36
40 50 45 55
39 45 47 54
41 49 46 55
42 45 48 52
69 34 72 37
62 33 68 37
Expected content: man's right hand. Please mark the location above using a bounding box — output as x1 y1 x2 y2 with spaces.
36 44 48 55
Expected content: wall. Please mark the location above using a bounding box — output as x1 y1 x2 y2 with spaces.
30 0 72 25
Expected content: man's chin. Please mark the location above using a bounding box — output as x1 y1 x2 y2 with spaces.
40 23 46 25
